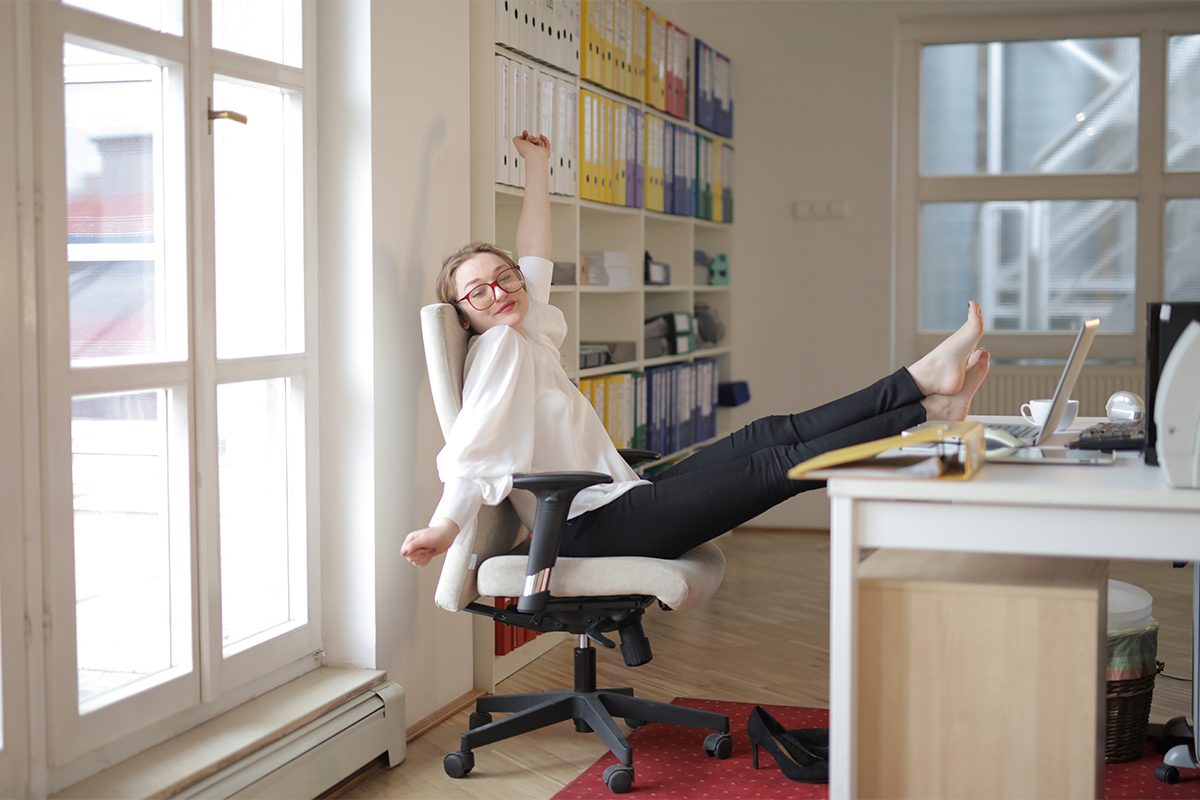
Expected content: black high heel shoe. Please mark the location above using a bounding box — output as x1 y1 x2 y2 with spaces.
747 706 829 784
786 727 829 759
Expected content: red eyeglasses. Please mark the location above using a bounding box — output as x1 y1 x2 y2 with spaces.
457 267 525 311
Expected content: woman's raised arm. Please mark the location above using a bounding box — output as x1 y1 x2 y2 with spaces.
514 132 552 261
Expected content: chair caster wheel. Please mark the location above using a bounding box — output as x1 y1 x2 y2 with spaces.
444 750 474 778
1156 764 1181 784
704 732 734 759
603 764 634 794
624 718 645 730
469 711 492 729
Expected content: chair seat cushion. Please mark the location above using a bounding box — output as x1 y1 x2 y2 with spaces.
476 541 726 612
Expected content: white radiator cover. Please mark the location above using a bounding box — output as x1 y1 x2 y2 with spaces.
971 363 1143 418
174 681 405 799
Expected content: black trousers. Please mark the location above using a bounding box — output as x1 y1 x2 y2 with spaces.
558 368 927 559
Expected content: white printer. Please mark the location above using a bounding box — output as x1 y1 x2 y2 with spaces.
1155 320 1200 489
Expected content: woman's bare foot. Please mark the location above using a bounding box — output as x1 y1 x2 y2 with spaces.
921 349 990 422
908 301 985 397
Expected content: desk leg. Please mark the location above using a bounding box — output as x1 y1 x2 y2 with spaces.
1194 561 1198 759
829 495 858 800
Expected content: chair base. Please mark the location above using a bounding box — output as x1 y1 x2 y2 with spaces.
455 645 730 770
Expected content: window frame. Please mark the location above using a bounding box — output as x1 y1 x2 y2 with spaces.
895 8 1200 367
0 2 31 794
33 0 321 774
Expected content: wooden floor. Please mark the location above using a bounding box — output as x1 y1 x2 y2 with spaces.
344 530 1195 800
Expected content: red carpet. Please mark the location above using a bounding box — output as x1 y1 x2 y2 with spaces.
550 698 1200 799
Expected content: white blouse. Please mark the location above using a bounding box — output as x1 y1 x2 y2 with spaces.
430 255 648 533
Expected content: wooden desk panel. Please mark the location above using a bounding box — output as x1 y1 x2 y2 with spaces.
857 550 1107 799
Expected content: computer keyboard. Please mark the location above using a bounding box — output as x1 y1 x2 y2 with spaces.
1067 419 1146 451
987 422 1040 441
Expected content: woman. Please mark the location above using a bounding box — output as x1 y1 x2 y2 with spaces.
402 132 989 567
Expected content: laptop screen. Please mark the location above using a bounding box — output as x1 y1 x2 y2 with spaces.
1036 318 1100 445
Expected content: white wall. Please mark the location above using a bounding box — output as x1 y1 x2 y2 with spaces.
319 0 477 724
369 0 477 725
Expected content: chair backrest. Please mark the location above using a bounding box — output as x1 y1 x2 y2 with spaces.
421 303 523 612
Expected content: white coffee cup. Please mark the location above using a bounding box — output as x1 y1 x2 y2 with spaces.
1021 398 1079 431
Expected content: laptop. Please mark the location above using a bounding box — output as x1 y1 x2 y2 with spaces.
990 317 1100 447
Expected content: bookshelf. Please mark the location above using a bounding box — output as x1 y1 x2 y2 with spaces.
468 1 736 691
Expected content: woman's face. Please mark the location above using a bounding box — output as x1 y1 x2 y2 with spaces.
454 253 529 335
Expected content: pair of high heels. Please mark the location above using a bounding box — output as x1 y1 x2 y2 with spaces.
746 705 829 783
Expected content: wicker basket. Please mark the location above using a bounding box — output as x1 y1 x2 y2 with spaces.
1105 661 1164 763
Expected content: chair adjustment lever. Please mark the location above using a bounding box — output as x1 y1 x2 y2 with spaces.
584 620 617 649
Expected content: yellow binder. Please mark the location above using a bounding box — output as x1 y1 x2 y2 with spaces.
580 90 594 200
603 0 614 91
788 421 986 482
631 0 646 103
646 8 666 111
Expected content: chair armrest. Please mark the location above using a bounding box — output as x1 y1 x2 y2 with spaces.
618 448 661 466
511 471 612 614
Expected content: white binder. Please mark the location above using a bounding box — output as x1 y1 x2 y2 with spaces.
553 77 567 195
495 0 511 48
567 0 581 76
538 69 556 188
507 58 519 186
523 0 538 60
565 80 578 196
495 55 511 185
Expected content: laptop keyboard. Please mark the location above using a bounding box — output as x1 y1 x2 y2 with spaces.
988 422 1040 442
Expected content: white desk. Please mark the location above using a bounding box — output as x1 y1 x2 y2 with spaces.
826 417 1200 798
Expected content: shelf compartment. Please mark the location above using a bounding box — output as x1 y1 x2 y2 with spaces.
645 214 693 287
496 194 578 265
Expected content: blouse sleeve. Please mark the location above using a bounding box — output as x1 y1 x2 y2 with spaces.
517 255 567 353
432 325 537 527
518 255 553 303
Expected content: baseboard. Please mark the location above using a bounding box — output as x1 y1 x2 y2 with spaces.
493 631 570 683
733 526 829 535
405 689 486 743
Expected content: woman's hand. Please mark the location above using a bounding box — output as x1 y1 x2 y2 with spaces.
401 518 461 567
514 131 551 162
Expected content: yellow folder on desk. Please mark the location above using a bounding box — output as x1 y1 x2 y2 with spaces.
789 421 986 481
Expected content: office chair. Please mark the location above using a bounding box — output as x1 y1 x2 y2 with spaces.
421 303 732 795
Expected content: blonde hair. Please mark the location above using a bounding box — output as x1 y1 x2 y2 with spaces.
437 242 518 304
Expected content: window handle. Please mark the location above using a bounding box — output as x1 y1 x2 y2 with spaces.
208 97 248 134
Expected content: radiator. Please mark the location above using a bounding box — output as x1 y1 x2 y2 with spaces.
971 364 1144 418
174 681 405 799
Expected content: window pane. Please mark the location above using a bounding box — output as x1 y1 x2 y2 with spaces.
922 38 1139 175
1167 35 1200 172
65 44 185 364
212 0 302 67
213 79 304 359
218 379 306 655
1166 199 1200 300
73 391 190 713
64 0 182 35
921 200 1137 333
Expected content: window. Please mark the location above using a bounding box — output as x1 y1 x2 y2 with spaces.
39 0 318 765
897 10 1200 363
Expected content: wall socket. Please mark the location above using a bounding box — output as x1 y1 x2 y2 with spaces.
793 200 848 221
